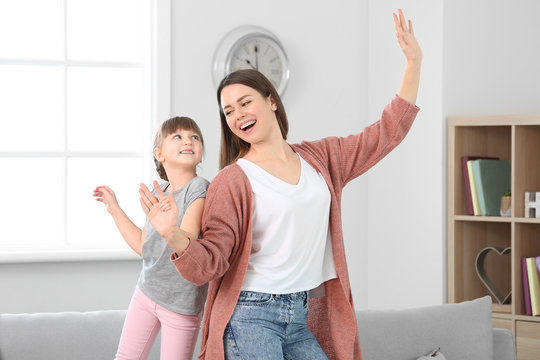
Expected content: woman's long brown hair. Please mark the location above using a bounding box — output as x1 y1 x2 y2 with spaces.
216 69 289 169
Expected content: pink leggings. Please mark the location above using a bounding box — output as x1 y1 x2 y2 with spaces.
115 286 202 360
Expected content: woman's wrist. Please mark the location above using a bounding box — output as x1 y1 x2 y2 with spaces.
163 225 190 255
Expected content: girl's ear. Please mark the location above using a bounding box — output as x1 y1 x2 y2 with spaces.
154 148 164 162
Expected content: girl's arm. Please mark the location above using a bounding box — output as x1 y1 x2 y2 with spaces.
394 9 422 105
164 197 205 256
179 198 205 240
93 186 145 256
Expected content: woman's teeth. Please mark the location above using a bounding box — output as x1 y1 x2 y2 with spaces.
240 121 256 131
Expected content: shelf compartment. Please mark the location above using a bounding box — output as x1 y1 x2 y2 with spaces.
514 126 540 218
452 221 511 305
517 321 540 360
514 223 540 316
451 125 511 216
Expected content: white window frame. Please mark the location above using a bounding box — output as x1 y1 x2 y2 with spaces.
0 0 171 263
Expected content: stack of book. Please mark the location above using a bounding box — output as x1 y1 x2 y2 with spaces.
523 257 540 316
461 156 511 216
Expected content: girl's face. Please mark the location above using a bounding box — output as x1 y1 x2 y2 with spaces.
155 128 203 171
220 83 278 145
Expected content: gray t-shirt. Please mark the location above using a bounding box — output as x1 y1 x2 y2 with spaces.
137 176 209 315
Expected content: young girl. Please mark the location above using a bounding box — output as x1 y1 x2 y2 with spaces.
140 9 421 360
93 116 209 360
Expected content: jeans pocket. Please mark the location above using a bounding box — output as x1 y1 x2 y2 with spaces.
236 291 274 306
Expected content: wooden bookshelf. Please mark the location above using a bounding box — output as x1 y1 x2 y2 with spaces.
447 115 540 360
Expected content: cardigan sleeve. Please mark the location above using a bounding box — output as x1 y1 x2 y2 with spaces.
171 166 251 286
296 95 419 186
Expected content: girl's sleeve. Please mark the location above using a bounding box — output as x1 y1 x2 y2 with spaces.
171 168 250 286
184 177 210 208
298 95 419 186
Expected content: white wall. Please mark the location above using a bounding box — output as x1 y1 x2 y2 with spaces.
3 0 540 315
443 0 540 115
171 0 371 309
366 0 444 309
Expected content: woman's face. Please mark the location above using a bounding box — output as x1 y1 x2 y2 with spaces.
220 83 277 145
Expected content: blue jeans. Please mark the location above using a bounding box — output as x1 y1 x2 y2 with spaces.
223 290 329 360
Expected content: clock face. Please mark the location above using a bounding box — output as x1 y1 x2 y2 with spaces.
225 35 289 95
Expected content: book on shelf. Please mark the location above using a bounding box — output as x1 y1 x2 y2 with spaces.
526 257 540 316
523 257 532 315
461 156 498 215
467 160 481 216
469 159 511 216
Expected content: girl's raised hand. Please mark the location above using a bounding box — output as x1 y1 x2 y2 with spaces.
393 9 422 64
93 185 119 214
139 180 178 238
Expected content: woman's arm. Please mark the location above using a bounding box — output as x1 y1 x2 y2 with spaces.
139 181 192 255
139 169 248 286
94 186 144 256
394 9 422 105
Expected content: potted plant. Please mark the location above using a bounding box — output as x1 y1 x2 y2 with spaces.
500 190 511 217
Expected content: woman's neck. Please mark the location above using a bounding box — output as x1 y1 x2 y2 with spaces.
244 138 294 163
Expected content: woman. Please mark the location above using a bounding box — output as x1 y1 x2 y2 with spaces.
140 9 422 360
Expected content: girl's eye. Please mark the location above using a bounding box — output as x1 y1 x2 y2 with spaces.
173 134 181 139
191 135 200 141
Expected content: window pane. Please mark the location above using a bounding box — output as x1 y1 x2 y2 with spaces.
67 0 145 62
0 65 64 152
66 157 145 249
67 67 144 152
0 0 64 60
0 158 64 250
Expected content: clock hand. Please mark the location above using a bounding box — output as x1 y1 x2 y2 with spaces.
254 44 259 70
245 59 257 70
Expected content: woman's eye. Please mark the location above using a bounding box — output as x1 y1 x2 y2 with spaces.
225 110 232 117
241 101 251 107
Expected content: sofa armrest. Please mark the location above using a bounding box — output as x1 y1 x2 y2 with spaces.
493 328 516 360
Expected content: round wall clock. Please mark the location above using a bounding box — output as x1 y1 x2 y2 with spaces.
212 25 290 96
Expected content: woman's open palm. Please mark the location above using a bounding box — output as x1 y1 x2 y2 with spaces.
139 181 178 238
393 9 422 63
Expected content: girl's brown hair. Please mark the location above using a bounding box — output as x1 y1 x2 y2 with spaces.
153 116 204 181
216 69 289 169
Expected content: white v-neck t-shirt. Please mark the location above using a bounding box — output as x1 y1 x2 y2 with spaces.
237 154 337 294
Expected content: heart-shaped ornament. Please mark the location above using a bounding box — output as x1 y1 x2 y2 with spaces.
475 247 512 304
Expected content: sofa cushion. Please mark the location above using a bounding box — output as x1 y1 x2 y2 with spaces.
0 310 160 360
356 296 493 360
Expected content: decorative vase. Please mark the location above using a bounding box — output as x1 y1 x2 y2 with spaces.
500 196 511 217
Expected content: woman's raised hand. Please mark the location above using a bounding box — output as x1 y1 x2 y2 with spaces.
139 180 178 238
393 9 422 105
393 9 422 64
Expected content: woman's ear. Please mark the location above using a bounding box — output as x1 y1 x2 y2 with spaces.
268 95 277 111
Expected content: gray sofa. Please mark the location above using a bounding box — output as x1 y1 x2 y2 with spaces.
0 296 514 360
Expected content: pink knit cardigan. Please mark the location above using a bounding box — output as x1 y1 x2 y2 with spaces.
172 95 420 360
